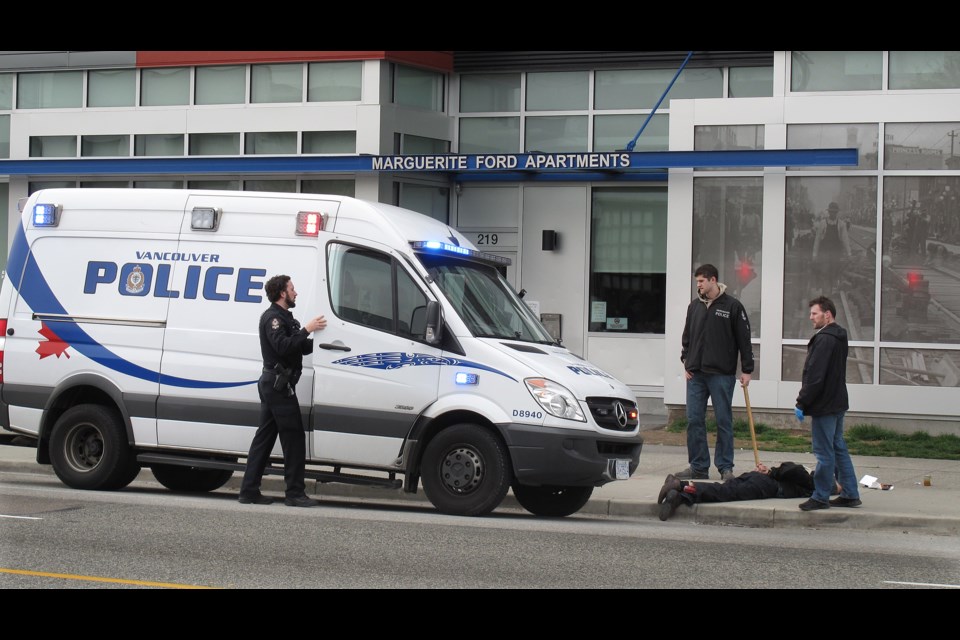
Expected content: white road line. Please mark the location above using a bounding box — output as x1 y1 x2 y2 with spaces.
0 514 42 520
884 580 960 588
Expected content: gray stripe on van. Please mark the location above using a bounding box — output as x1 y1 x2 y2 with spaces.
311 405 416 438
157 396 261 427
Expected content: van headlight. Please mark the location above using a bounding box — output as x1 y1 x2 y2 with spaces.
524 378 586 422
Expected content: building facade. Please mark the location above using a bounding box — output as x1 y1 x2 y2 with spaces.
2 50 958 432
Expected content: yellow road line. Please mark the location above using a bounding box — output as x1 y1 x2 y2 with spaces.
1 568 217 589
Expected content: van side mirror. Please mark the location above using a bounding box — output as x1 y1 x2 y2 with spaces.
424 300 442 345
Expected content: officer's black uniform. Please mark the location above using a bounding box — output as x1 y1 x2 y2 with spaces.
239 302 314 500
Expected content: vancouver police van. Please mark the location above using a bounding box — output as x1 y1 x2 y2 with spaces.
0 188 643 517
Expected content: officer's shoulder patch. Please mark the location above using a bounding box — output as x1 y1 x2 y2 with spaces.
271 317 281 330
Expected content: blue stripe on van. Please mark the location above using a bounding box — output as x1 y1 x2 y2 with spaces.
333 352 516 381
7 223 255 389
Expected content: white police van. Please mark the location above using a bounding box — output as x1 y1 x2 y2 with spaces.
0 188 643 517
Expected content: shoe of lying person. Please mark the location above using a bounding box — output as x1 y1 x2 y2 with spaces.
658 474 683 504
659 489 684 521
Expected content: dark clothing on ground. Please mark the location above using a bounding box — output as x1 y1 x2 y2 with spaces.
240 302 315 500
796 322 849 417
688 462 814 504
681 286 754 376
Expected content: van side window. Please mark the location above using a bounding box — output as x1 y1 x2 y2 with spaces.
327 243 428 339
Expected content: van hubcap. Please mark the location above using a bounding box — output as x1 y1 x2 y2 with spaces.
440 447 482 494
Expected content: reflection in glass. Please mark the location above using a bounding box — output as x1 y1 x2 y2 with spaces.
791 51 882 92
594 114 667 152
881 177 960 343
787 123 878 170
692 178 763 338
889 52 960 90
885 122 960 170
739 343 760 380
694 125 764 170
880 348 960 386
782 343 873 384
783 177 877 340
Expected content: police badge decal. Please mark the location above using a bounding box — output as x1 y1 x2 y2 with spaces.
125 265 145 294
271 317 281 330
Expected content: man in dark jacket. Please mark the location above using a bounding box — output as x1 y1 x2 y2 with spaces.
794 295 862 511
239 275 327 508
677 264 754 481
657 462 814 521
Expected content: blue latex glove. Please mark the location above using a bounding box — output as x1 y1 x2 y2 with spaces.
795 407 804 422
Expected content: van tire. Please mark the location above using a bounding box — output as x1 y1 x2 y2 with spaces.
150 464 235 493
49 404 140 491
421 424 512 517
512 484 594 517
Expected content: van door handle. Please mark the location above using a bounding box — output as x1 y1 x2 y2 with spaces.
319 341 351 352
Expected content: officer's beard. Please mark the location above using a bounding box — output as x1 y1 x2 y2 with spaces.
283 293 296 308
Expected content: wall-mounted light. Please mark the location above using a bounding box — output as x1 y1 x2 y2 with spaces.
542 229 558 251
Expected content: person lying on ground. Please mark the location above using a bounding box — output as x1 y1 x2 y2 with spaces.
657 461 852 521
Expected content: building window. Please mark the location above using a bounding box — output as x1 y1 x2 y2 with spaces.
187 179 240 190
784 176 877 340
525 115 587 153
244 179 296 192
302 131 356 154
459 117 520 154
460 73 520 113
141 67 190 106
134 134 184 156
188 133 240 155
29 180 76 194
0 115 9 158
788 124 879 170
694 124 765 169
728 66 773 97
881 176 960 344
81 181 129 188
195 65 246 105
245 131 297 155
394 65 443 112
302 179 355 196
885 122 960 170
17 71 82 109
87 69 135 107
783 344 871 384
399 183 449 223
81 135 130 157
589 188 667 334
134 180 184 189
307 61 362 102
251 64 302 104
889 51 960 90
29 135 77 157
402 134 449 154
879 348 960 387
526 71 588 111
791 51 882 92
595 68 722 110
0 74 12 110
594 114 668 152
693 177 763 338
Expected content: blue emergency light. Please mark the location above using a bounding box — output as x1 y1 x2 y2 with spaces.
33 203 61 227
455 372 479 385
410 241 512 266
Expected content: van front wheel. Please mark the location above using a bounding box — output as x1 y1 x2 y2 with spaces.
49 404 140 491
421 424 512 517
512 484 593 517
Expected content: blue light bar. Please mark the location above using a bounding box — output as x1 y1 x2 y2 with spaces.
33 203 60 227
455 372 479 385
410 241 512 266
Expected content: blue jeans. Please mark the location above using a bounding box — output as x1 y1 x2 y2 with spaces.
685 372 736 474
810 411 860 504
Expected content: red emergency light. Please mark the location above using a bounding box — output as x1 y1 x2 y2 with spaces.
296 211 324 236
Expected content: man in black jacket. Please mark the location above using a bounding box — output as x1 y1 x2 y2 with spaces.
794 295 862 511
677 264 754 482
239 275 327 508
657 462 814 521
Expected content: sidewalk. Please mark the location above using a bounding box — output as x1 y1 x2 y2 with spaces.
2 430 958 536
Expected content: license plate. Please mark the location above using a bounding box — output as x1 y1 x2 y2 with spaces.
615 459 630 480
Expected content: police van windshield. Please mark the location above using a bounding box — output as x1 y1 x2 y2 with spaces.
417 253 555 344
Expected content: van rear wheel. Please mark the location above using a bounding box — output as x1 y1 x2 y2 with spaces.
512 484 593 517
49 404 140 491
421 424 511 517
151 464 235 492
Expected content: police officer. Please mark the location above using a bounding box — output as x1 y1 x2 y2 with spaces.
239 274 327 507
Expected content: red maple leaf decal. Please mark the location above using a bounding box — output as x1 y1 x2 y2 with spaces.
36 322 71 359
